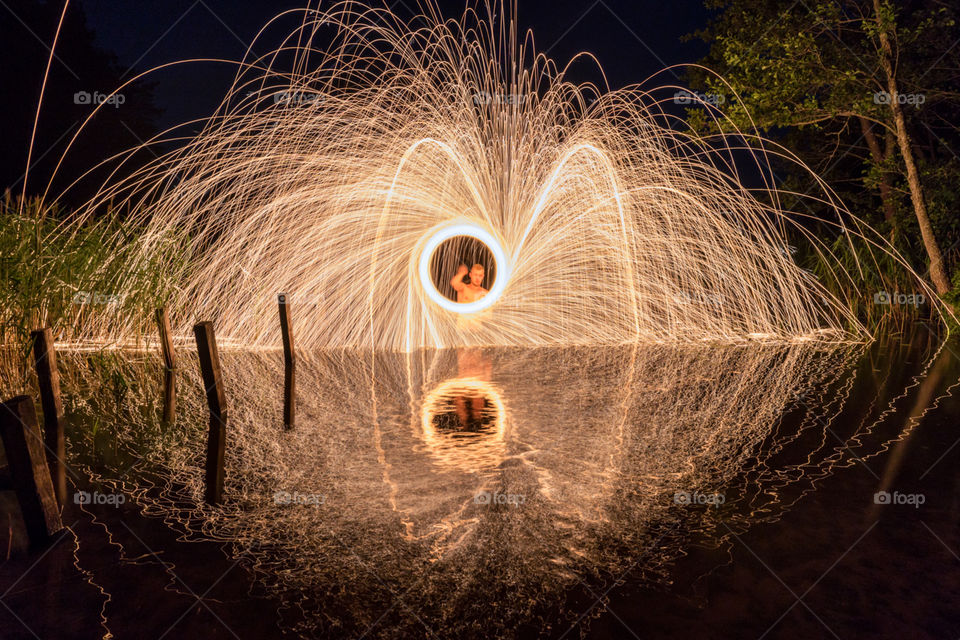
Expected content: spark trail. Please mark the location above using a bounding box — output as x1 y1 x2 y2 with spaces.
50 0 941 350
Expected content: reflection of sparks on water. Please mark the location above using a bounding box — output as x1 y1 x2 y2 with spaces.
420 377 507 473
33 338 958 638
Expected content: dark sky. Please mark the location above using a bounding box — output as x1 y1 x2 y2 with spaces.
3 0 711 197
79 0 709 129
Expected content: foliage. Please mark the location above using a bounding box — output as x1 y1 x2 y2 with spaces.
4 0 160 206
687 0 960 301
799 229 931 331
0 191 182 355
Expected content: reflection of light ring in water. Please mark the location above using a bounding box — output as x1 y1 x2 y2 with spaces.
420 377 507 472
418 222 509 314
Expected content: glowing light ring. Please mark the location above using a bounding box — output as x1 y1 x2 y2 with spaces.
420 377 508 472
420 378 506 441
417 223 509 314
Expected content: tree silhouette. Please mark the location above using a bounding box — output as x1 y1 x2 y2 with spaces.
3 0 160 210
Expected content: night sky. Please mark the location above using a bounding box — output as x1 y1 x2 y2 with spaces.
3 0 711 196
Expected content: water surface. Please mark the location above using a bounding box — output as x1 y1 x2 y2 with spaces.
1 332 957 638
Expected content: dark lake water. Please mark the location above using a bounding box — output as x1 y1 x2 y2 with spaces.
1 329 958 638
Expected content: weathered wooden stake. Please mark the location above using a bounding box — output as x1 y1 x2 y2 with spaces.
31 328 66 505
155 306 176 370
193 321 226 504
156 307 177 427
161 369 176 428
278 293 296 429
0 396 64 546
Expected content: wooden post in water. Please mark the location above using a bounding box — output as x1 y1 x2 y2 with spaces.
193 321 226 504
161 370 176 427
31 329 66 505
0 396 64 546
278 293 296 429
156 307 177 426
155 306 176 370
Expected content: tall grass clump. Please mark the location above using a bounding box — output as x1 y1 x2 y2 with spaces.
0 191 183 387
799 228 948 334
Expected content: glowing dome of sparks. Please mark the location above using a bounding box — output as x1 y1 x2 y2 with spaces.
57 0 933 350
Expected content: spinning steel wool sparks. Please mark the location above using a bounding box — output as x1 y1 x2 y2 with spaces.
49 1 942 350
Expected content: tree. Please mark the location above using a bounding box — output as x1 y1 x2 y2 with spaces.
689 0 958 293
3 0 160 209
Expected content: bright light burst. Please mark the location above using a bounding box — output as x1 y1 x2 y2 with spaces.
56 0 939 350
